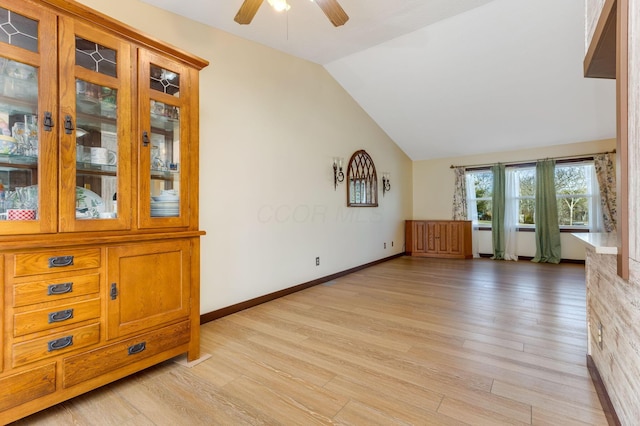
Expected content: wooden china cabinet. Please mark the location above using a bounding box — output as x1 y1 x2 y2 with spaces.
0 0 208 422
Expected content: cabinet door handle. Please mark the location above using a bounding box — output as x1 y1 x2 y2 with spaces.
48 308 74 323
43 111 54 131
110 283 118 300
48 336 73 352
142 130 150 147
128 342 146 355
48 255 74 268
64 114 75 135
48 282 73 295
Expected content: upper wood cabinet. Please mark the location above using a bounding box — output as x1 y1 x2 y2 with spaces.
586 0 609 49
58 17 133 232
0 0 58 235
137 50 193 229
584 0 616 78
0 0 207 235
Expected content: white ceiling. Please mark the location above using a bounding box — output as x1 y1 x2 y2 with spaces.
140 0 616 161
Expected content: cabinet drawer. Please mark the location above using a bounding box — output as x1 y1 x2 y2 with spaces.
13 273 100 307
0 363 56 411
13 248 101 277
13 323 100 368
14 298 101 337
63 320 190 388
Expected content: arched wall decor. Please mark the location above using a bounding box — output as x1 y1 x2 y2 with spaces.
347 150 378 207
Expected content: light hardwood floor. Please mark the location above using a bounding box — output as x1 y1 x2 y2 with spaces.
11 257 610 425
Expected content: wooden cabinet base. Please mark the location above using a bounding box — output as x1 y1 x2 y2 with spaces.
0 235 200 423
63 320 190 388
0 364 56 413
405 220 473 259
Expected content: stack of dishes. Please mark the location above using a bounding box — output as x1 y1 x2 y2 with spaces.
151 190 179 217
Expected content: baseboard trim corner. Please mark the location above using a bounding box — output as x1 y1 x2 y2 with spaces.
586 354 621 426
200 253 404 324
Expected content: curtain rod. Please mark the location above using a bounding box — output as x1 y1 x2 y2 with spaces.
449 149 616 170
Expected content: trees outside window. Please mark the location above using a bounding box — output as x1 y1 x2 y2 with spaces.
466 170 493 226
555 164 593 228
515 168 536 226
465 162 597 230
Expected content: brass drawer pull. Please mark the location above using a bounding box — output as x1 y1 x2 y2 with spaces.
48 282 73 295
48 255 74 268
127 342 146 355
48 308 74 323
48 336 73 352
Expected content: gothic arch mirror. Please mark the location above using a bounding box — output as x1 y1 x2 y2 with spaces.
347 150 378 207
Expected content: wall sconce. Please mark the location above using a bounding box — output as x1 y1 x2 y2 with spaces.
382 172 391 196
333 157 344 190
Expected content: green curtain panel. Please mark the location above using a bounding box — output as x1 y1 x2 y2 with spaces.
533 160 562 263
491 164 505 260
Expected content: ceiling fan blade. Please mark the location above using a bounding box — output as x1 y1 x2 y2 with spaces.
234 0 264 25
314 0 349 27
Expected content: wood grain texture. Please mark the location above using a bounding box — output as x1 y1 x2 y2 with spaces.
11 257 608 425
587 249 640 425
405 220 472 259
586 0 608 48
584 0 616 78
617 0 630 279
314 0 349 27
234 0 264 25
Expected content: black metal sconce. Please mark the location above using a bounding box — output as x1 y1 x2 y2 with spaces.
333 157 344 190
382 172 391 196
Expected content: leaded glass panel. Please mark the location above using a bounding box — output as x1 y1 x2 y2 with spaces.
0 7 38 52
75 36 117 77
150 64 180 96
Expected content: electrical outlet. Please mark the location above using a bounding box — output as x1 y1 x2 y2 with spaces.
597 322 603 349
315 257 320 266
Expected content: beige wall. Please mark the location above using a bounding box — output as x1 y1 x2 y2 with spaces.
77 0 413 313
412 138 616 259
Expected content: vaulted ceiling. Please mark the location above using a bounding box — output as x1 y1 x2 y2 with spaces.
140 0 616 161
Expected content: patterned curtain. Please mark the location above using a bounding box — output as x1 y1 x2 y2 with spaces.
452 167 467 220
594 153 617 232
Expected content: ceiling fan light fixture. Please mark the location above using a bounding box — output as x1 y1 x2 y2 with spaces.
267 0 291 12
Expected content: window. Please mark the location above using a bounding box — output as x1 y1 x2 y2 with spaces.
464 161 600 231
555 162 599 230
466 170 493 226
514 168 535 227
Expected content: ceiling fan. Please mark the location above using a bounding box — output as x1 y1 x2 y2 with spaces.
234 0 349 27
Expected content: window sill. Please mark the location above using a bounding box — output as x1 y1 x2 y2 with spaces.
474 227 590 233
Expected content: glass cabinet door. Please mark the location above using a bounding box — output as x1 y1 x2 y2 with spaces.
138 50 190 229
0 1 57 235
58 18 131 232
